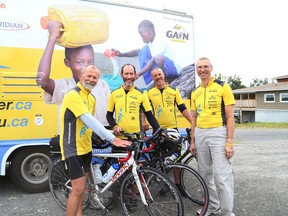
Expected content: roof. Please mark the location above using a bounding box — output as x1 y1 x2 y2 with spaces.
272 75 288 80
233 82 288 94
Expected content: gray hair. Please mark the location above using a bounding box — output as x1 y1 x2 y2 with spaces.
196 57 213 67
81 65 100 76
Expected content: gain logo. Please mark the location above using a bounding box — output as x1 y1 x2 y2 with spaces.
0 20 30 31
166 24 189 41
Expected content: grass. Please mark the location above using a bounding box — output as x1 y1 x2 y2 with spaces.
235 122 288 128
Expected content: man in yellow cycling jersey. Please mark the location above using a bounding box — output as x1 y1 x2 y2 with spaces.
190 57 235 216
60 65 130 216
147 67 192 196
106 63 160 138
147 68 191 128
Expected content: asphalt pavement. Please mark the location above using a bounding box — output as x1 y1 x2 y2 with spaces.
0 128 288 216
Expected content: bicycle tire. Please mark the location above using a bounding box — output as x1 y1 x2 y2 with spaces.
120 166 184 216
183 154 198 171
48 156 90 211
166 163 209 215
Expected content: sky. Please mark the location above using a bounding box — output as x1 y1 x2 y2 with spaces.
107 0 288 86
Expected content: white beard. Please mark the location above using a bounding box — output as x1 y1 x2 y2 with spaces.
83 82 94 91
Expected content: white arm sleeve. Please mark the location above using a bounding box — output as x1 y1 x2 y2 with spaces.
80 113 115 143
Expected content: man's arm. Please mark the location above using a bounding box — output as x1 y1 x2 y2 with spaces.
106 111 123 136
80 113 130 148
37 21 62 96
181 109 192 124
224 105 235 159
106 111 116 128
177 104 192 124
189 110 197 155
80 113 115 142
144 110 160 132
141 111 150 131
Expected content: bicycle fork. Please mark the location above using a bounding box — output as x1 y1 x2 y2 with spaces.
132 163 153 206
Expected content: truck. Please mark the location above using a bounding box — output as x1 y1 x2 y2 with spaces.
0 0 195 192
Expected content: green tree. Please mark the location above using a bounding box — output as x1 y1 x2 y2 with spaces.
214 73 246 90
250 77 271 87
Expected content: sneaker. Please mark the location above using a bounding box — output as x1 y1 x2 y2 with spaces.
175 183 187 197
197 207 221 216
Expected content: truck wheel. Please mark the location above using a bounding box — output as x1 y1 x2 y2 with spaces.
9 147 52 193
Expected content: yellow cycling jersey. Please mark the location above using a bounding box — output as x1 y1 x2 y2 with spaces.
107 85 152 137
60 83 96 160
147 83 184 129
191 77 235 128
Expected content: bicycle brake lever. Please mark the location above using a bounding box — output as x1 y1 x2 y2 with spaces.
125 141 137 151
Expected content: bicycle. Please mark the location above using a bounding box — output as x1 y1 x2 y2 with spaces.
138 128 209 216
48 130 184 215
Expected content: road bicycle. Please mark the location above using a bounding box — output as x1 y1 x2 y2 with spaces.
139 128 209 216
48 130 184 215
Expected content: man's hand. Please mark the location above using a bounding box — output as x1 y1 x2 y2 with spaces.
112 137 131 148
142 123 150 131
113 125 122 136
225 145 234 159
189 142 196 155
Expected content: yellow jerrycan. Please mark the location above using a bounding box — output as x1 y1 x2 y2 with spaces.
40 4 109 48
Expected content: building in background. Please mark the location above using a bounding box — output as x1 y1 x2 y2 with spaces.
233 75 288 123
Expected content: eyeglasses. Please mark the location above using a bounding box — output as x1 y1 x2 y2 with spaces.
197 65 210 70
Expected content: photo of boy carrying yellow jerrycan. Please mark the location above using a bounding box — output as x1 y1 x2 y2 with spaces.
40 4 109 47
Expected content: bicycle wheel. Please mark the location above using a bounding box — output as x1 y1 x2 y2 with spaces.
183 154 198 171
48 156 90 211
166 163 209 215
120 166 184 216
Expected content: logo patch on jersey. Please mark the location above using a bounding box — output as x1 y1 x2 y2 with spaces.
116 108 123 123
80 124 88 137
197 104 202 116
157 105 162 118
209 89 217 93
129 95 137 99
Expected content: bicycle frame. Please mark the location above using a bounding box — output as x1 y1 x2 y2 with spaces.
90 147 151 210
49 129 185 215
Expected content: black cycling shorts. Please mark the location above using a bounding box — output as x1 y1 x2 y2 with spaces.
66 152 92 180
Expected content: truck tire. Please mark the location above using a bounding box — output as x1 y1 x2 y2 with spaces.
9 147 52 193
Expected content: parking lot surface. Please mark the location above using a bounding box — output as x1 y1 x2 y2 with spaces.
0 128 288 215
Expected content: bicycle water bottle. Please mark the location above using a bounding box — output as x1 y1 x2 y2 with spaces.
101 163 119 183
92 163 102 184
180 140 189 155
165 152 178 163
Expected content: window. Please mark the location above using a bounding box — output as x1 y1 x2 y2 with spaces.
249 93 255 99
280 93 288 102
234 94 240 100
264 94 275 103
242 94 248 100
